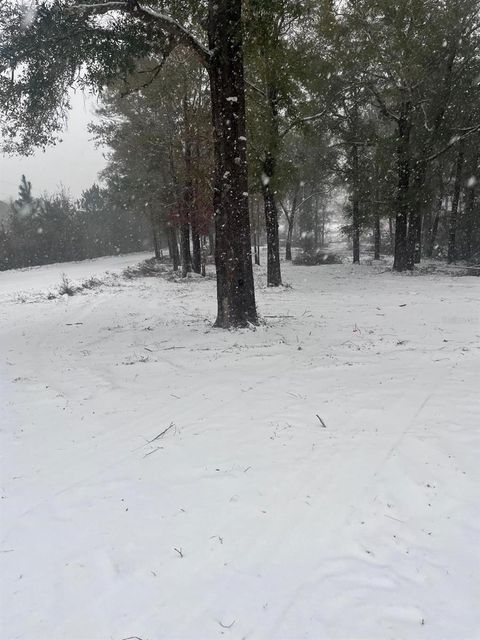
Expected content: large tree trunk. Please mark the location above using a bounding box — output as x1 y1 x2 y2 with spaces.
447 144 465 264
208 0 257 327
393 105 412 272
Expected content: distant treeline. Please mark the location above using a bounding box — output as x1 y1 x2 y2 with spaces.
0 178 152 271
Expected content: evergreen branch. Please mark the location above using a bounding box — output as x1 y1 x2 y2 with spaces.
73 1 211 66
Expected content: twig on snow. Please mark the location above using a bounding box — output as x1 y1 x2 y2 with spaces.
316 415 327 428
146 422 175 444
143 446 163 458
174 547 184 558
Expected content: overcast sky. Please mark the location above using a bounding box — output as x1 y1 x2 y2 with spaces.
0 91 106 202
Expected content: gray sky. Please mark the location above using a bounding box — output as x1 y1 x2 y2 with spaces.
0 91 106 202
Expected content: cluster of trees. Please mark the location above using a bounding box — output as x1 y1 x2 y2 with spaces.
0 177 151 270
1 0 479 327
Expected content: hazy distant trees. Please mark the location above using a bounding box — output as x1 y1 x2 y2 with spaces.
0 178 150 270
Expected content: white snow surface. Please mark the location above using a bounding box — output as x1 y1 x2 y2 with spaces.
1 253 479 640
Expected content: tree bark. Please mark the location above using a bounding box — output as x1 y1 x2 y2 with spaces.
192 228 201 273
180 223 191 276
167 225 180 270
463 152 478 262
208 0 257 327
393 104 412 272
373 212 381 260
351 143 360 264
407 160 427 268
261 78 282 286
150 210 161 260
262 155 282 286
447 144 465 264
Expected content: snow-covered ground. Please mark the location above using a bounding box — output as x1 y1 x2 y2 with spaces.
1 253 479 640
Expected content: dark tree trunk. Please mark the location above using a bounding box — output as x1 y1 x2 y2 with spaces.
448 144 465 264
393 105 412 272
373 212 381 260
463 152 478 262
389 216 394 254
181 135 194 277
285 217 294 261
192 228 201 273
167 225 180 271
208 0 257 327
407 160 427 268
255 200 261 265
180 223 191 276
150 210 161 260
262 157 282 286
253 230 260 265
351 143 360 264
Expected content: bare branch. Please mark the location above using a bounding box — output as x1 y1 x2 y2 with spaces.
423 125 480 163
280 108 329 139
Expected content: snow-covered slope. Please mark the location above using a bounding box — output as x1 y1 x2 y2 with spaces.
1 255 479 639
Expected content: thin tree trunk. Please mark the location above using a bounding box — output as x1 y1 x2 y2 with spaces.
167 225 180 271
374 212 381 260
262 163 282 286
192 229 201 273
261 82 282 286
393 104 412 272
285 218 294 261
351 143 360 264
180 223 191 276
464 153 478 262
407 160 427 268
208 0 257 327
447 144 465 264
150 210 161 260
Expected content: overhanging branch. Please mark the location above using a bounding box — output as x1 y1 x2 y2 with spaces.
73 1 211 67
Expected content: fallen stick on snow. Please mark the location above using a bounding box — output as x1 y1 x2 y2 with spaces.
146 422 175 444
316 415 327 428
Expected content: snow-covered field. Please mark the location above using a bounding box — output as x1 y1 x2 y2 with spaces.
1 253 479 640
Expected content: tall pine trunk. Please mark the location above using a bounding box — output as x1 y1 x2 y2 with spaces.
351 143 360 264
167 225 180 271
150 210 161 260
192 229 201 273
464 166 478 262
262 158 282 286
393 104 411 272
407 160 427 268
208 0 257 327
373 212 381 260
447 144 465 264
